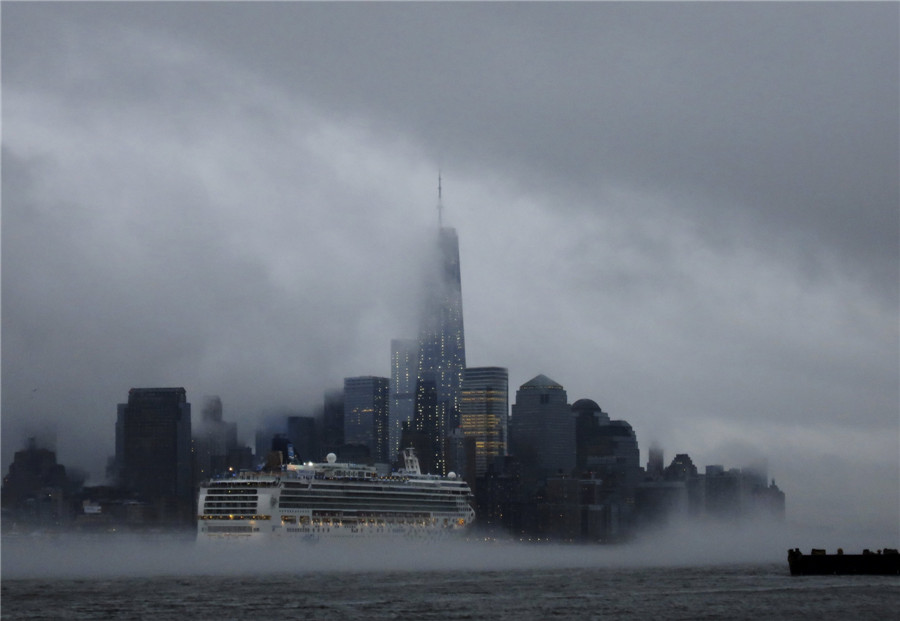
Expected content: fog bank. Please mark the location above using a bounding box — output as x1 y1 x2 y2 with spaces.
3 520 896 580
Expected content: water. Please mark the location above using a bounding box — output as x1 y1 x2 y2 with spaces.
4 564 898 620
2 534 898 620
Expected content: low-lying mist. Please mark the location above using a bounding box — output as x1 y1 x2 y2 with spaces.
4 519 895 580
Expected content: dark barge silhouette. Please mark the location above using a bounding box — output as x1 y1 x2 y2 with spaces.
788 547 900 575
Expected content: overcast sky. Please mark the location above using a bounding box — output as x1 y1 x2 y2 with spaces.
2 2 897 538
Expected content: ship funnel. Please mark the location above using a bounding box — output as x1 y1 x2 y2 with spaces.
402 447 421 476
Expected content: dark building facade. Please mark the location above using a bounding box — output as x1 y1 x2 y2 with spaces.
509 374 574 478
574 401 640 486
1 438 80 531
474 455 534 536
343 376 390 463
322 388 345 457
572 398 641 538
287 415 318 463
115 387 192 523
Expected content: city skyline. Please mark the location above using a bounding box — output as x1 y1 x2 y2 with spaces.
2 3 897 539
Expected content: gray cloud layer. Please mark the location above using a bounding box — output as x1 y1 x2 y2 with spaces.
2 3 897 536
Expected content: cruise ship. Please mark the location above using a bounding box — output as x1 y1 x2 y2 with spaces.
197 448 475 539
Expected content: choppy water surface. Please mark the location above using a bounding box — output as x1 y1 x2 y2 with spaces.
4 562 900 620
2 534 898 620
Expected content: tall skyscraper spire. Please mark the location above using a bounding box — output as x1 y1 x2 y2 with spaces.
437 172 443 228
413 177 466 474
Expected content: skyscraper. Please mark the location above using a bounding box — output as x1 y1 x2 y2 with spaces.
573 398 640 511
460 366 509 476
193 395 237 484
287 415 318 463
343 376 390 463
414 179 466 474
116 387 192 520
322 388 345 455
509 374 574 476
389 338 418 462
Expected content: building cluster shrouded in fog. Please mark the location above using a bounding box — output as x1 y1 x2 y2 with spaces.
1 185 784 537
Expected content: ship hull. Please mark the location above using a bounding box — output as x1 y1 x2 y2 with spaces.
198 519 470 541
788 548 900 575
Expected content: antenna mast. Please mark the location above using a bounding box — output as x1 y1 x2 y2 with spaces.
437 172 443 228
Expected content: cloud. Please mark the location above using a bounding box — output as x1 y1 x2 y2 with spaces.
0 519 883 580
2 20 438 461
2 3 897 536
